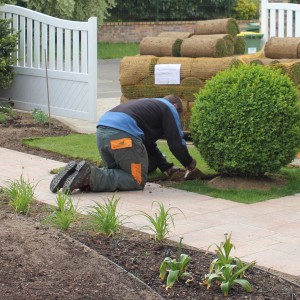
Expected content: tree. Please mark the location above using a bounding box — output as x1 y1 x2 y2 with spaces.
27 0 75 20
23 0 116 23
0 18 18 90
73 0 115 23
2 0 116 22
2 0 28 6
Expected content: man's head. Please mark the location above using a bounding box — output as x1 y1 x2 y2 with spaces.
164 95 183 115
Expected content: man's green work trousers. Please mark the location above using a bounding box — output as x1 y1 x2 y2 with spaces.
89 126 148 192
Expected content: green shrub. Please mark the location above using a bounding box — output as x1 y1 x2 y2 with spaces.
0 18 18 90
109 0 230 22
232 0 258 20
32 108 49 125
190 64 300 177
0 112 7 124
0 104 14 125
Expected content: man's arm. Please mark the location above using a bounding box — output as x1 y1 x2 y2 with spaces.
161 106 194 168
146 142 173 173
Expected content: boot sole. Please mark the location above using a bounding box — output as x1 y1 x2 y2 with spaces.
50 161 77 193
62 161 90 194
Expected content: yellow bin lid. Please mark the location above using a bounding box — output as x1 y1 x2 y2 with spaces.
238 31 264 38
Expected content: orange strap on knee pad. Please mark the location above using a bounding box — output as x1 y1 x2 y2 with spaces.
131 163 142 185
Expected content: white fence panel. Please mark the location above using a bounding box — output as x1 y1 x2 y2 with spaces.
0 5 97 122
261 0 300 45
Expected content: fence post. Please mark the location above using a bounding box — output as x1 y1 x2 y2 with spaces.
260 0 268 45
88 16 98 122
155 0 159 22
226 0 232 17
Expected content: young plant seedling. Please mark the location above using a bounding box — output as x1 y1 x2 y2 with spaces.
139 201 183 241
2 173 36 214
159 236 192 290
44 191 79 231
0 104 14 118
87 195 127 236
32 108 49 125
0 112 7 125
204 233 256 296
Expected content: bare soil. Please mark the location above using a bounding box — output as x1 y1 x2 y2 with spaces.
207 174 288 191
0 110 300 300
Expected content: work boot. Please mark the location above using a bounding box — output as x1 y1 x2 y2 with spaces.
62 160 91 194
50 161 77 193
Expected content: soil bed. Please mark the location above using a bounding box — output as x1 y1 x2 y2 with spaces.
0 110 300 299
1 199 300 300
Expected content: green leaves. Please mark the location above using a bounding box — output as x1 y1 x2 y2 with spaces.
109 0 229 22
2 173 36 214
139 201 182 241
32 108 49 125
26 0 116 23
0 18 18 89
232 0 258 20
191 64 300 177
205 233 255 296
87 195 127 236
44 192 79 231
0 104 14 125
159 237 192 290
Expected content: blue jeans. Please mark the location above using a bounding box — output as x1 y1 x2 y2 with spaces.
89 126 148 192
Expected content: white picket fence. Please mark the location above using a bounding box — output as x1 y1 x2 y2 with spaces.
261 0 300 44
0 5 97 121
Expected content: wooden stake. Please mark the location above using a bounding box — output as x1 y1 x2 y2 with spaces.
44 49 51 129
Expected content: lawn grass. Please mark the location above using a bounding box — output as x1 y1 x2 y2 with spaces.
23 134 101 165
98 42 139 59
23 135 213 175
23 134 300 203
174 167 300 204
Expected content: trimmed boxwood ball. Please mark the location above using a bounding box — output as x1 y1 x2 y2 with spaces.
190 64 300 177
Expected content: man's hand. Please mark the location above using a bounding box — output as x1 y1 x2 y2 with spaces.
184 159 201 180
165 166 185 181
185 159 197 171
184 159 216 180
166 166 183 177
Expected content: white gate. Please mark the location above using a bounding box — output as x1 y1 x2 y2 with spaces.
261 0 300 45
0 5 97 122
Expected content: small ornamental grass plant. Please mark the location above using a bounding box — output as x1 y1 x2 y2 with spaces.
32 108 49 125
139 201 183 241
159 236 192 290
87 195 127 237
2 174 36 214
44 191 79 231
204 233 255 296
